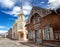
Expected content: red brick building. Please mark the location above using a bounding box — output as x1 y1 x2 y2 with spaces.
26 6 60 44
40 11 60 44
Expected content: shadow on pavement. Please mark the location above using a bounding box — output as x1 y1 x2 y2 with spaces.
19 42 37 47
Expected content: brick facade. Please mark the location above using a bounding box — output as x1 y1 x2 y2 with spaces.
26 6 60 44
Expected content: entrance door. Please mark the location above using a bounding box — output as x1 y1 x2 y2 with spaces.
35 30 40 44
19 32 24 41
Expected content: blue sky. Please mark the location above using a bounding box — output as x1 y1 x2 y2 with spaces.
0 0 60 33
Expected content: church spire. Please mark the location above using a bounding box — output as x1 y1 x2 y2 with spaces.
18 6 24 17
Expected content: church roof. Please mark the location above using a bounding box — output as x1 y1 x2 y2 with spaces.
27 6 51 24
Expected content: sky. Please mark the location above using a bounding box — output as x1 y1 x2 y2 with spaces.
0 0 60 33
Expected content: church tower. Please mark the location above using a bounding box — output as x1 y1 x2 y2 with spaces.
18 6 25 22
12 6 28 41
17 6 28 41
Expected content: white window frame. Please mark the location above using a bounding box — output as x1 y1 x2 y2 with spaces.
43 27 53 40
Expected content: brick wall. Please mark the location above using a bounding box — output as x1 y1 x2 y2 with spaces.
40 13 60 30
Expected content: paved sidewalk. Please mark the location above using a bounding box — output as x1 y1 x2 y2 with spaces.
43 42 60 47
19 41 50 47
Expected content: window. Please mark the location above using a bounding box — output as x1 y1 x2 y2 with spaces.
21 16 23 19
17 22 23 30
33 19 36 24
21 33 23 38
32 30 35 38
28 30 33 39
43 27 51 40
37 15 40 23
33 18 36 24
47 28 51 40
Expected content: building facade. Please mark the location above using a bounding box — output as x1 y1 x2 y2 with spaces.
40 11 60 43
5 32 8 38
8 28 12 39
12 7 28 41
26 6 60 44
12 22 19 40
17 12 28 41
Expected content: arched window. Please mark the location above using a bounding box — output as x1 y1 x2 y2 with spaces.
34 13 41 23
33 16 36 24
30 16 34 23
30 13 41 24
30 16 36 24
37 15 40 23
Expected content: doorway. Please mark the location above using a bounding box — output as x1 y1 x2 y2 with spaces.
19 32 24 41
35 30 40 44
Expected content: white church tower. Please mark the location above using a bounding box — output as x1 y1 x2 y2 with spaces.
17 6 28 41
12 6 28 41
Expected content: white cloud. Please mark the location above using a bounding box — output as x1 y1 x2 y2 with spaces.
48 0 60 9
13 6 21 13
0 26 6 28
2 6 21 17
23 5 32 15
1 0 32 16
0 30 8 33
48 0 56 3
40 2 44 3
23 10 30 15
19 0 32 15
23 5 32 10
0 0 15 8
20 0 32 15
3 5 32 16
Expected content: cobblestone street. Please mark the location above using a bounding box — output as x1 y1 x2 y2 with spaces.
0 37 60 47
0 38 51 47
0 38 29 47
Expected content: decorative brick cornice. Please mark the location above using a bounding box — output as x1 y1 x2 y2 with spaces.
27 6 52 24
